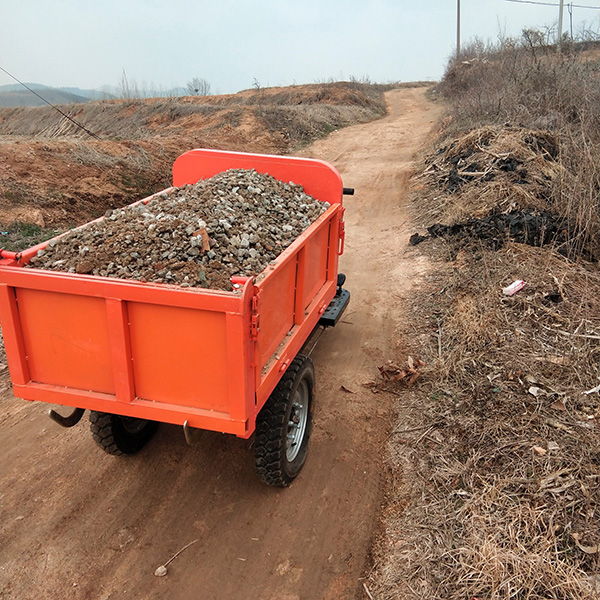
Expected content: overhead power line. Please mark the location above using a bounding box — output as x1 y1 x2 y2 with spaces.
504 0 600 8
0 65 101 140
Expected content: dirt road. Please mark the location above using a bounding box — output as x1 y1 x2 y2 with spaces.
0 88 441 600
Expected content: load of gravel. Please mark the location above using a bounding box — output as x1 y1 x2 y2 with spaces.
27 169 330 291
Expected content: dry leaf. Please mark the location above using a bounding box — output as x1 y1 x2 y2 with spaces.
378 357 426 386
392 370 409 382
407 372 421 387
550 399 566 411
532 446 547 456
571 533 600 555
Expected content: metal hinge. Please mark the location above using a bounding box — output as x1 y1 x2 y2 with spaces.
250 294 260 340
338 217 346 255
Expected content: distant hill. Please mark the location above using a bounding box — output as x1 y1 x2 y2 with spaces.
0 83 49 92
55 87 116 100
0 82 194 106
0 84 115 107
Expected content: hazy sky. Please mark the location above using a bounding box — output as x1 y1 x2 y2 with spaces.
1 0 599 94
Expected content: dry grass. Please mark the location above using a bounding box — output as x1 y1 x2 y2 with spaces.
369 245 600 600
0 100 227 139
439 244 600 389
0 82 392 141
257 103 384 148
368 33 600 600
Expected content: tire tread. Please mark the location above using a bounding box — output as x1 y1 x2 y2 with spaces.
254 355 314 487
89 411 158 456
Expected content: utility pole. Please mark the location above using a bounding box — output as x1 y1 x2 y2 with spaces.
558 0 564 45
457 0 461 59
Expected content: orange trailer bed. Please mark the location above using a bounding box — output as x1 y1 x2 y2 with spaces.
0 149 346 442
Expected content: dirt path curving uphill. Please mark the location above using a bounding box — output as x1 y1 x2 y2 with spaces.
0 87 442 600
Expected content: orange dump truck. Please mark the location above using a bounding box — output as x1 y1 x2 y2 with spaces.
0 149 351 486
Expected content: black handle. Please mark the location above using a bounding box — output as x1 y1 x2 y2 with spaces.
343 187 355 196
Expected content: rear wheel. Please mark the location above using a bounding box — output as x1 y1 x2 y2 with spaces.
254 354 315 487
89 411 158 456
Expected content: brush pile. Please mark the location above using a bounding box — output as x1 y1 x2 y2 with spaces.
418 126 562 221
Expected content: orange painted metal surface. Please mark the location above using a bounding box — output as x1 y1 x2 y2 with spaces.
0 149 344 438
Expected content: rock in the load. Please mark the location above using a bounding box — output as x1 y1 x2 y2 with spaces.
27 169 330 291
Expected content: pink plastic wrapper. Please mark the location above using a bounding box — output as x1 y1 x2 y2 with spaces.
502 280 526 296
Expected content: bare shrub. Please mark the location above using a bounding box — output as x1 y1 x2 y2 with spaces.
117 69 141 100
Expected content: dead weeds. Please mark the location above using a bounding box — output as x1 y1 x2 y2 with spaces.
369 244 600 600
369 36 599 598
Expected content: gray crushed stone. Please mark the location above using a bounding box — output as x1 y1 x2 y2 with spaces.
27 169 330 291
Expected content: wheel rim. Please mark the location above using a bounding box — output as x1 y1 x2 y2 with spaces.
119 416 148 435
286 379 309 462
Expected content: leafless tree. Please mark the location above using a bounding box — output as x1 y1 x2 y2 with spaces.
117 69 140 99
186 77 211 96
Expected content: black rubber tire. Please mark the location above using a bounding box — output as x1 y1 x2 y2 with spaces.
89 411 159 456
254 354 315 487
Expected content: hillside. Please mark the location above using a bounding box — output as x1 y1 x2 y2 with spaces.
0 81 404 250
0 83 96 108
0 88 90 108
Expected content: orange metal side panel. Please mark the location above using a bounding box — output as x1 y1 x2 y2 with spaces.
173 149 343 206
16 288 115 394
255 280 337 411
0 284 30 384
256 259 296 371
127 302 230 413
300 224 330 311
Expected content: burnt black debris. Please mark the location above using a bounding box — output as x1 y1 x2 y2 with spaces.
410 209 573 253
427 210 567 250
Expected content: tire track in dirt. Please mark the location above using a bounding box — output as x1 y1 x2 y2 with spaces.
0 87 441 600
